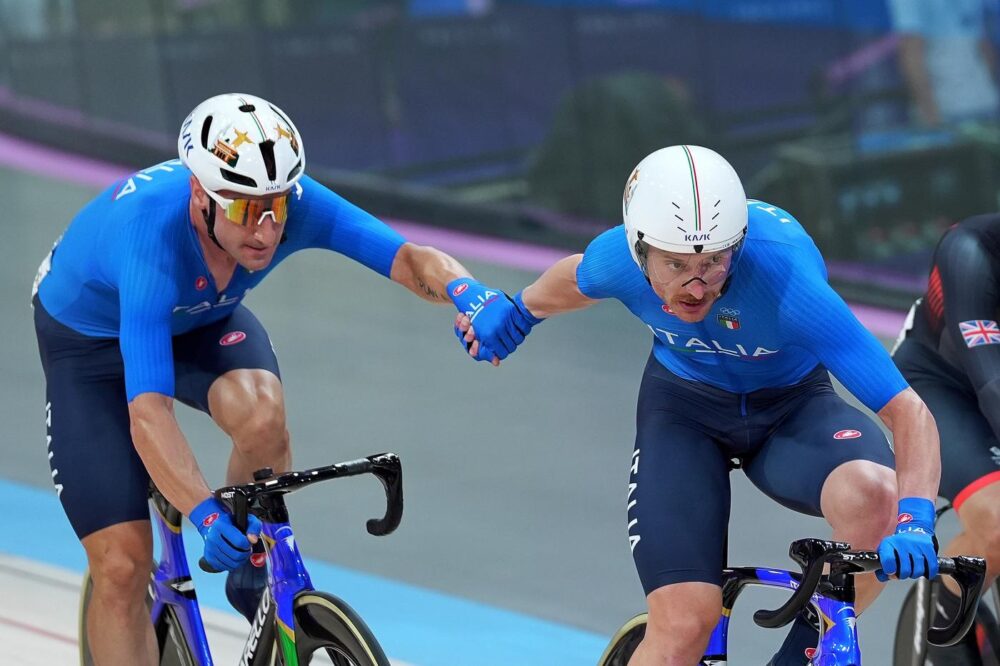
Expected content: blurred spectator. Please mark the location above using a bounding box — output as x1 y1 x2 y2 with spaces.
888 0 1000 126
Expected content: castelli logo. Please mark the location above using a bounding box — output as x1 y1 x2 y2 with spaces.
662 304 675 314
805 647 817 660
833 429 862 440
250 552 267 568
195 276 208 291
453 283 469 296
898 513 913 524
202 512 219 528
220 331 247 346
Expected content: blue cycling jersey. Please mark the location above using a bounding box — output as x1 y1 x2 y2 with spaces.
576 199 908 412
36 160 405 400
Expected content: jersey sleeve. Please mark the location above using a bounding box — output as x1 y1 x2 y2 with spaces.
576 226 643 300
935 229 1000 438
765 247 908 412
293 176 406 278
116 223 181 401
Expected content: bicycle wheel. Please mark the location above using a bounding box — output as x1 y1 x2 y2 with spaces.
596 613 647 666
893 579 932 666
289 591 391 666
78 565 196 666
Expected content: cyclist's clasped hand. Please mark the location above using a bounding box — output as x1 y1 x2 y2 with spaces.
189 497 263 572
876 497 939 581
448 279 543 364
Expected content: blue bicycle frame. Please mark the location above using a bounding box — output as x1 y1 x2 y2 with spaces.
145 453 402 666
702 566 860 665
699 539 985 666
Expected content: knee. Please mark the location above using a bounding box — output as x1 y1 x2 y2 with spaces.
87 543 149 606
239 390 288 454
824 462 897 543
964 498 1000 561
214 373 289 455
645 585 720 653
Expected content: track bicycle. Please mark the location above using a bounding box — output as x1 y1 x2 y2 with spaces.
598 538 986 666
893 502 1000 666
79 452 403 666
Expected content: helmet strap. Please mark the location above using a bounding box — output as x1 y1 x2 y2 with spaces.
202 199 225 250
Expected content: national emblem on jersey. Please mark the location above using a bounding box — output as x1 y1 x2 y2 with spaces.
717 308 741 330
959 320 1000 348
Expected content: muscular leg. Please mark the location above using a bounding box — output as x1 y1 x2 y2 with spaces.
941 481 1000 594
820 459 897 611
82 521 157 666
207 369 290 484
629 583 722 666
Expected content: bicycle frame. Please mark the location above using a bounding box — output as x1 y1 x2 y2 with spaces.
145 452 403 666
703 567 860 666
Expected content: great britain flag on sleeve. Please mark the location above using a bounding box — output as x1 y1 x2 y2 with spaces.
959 320 1000 348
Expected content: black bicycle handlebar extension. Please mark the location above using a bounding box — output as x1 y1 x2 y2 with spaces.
198 452 404 573
363 452 404 536
752 538 987 648
752 539 851 629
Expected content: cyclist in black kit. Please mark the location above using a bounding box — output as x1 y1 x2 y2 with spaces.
893 214 1000 664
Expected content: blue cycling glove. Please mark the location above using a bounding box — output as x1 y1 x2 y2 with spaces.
448 279 542 362
876 497 938 581
190 497 263 573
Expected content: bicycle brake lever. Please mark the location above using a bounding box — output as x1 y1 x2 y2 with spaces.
365 453 403 536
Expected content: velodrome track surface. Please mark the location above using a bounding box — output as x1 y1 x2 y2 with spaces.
1 141 935 664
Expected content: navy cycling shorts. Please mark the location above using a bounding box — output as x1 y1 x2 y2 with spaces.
628 355 895 594
34 297 280 539
894 338 1000 510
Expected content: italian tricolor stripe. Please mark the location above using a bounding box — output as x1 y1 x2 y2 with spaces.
682 145 702 231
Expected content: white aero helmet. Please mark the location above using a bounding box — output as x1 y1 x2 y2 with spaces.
178 93 305 197
623 145 747 271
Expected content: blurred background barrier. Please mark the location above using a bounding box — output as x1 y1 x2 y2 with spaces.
4 0 1000 306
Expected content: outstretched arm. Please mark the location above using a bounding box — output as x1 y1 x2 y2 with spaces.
519 254 599 317
389 242 472 303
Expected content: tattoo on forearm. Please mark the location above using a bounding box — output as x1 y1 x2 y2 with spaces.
417 278 448 302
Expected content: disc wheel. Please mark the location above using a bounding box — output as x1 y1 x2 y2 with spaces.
288 591 391 666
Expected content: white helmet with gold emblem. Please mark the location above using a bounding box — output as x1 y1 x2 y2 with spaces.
623 145 747 272
178 93 305 197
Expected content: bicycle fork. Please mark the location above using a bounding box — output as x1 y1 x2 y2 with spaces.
241 492 314 666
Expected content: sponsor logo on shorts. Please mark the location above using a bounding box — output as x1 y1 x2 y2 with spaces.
250 552 267 568
453 283 469 296
833 429 862 440
195 276 208 291
203 512 220 528
897 513 913 524
220 331 247 346
805 647 817 660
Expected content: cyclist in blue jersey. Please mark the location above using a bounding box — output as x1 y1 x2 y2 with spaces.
456 146 942 666
32 93 516 666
